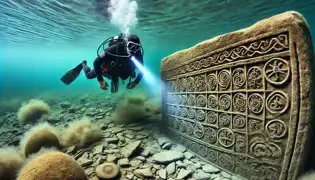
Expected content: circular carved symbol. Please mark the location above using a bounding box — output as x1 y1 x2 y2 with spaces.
208 95 217 109
195 75 206 91
232 68 246 88
188 94 196 106
167 106 174 115
187 77 195 92
187 108 195 119
233 115 246 128
193 122 205 139
207 111 217 124
190 142 198 153
173 118 180 129
175 106 181 116
218 153 234 170
181 95 187 105
207 73 217 91
264 58 290 85
180 78 187 92
248 93 264 114
266 90 289 114
266 119 287 139
175 79 181 91
233 93 246 112
177 95 182 105
217 128 235 148
218 69 231 89
247 67 262 89
197 95 207 107
186 121 194 135
219 94 231 110
204 128 217 144
198 145 208 157
219 113 231 127
181 107 188 117
196 110 206 121
179 120 186 132
207 149 217 162
167 95 173 104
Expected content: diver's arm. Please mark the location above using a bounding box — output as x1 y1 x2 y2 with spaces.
93 55 104 82
134 52 144 84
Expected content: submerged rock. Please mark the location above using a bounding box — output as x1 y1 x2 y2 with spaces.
152 151 184 164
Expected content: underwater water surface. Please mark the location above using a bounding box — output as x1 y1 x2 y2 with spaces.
0 0 315 99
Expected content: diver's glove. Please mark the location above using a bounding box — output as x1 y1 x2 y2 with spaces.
127 81 137 89
99 80 108 90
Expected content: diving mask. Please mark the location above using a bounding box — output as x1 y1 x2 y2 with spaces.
127 41 142 54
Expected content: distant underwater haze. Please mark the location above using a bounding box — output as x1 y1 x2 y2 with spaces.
0 0 315 99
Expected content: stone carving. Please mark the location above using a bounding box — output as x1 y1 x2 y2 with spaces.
161 12 314 180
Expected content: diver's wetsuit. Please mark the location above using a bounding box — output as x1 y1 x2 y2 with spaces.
82 41 143 84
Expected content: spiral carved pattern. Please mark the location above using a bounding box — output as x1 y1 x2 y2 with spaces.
233 93 246 112
197 95 207 107
188 94 196 106
187 77 195 92
207 73 217 91
181 95 188 105
233 115 246 129
233 68 246 88
199 144 208 157
219 113 231 127
208 95 218 109
180 107 188 117
207 149 217 163
179 120 186 132
175 106 182 116
218 69 231 89
180 78 187 92
193 122 205 139
204 127 217 144
187 108 196 119
196 110 206 121
248 93 264 114
219 94 231 110
186 122 194 135
207 111 217 124
195 75 206 91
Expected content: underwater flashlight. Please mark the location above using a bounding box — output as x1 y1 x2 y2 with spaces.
130 56 157 86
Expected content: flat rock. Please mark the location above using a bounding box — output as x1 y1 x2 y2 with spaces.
93 145 104 154
158 169 167 179
202 164 220 173
153 151 184 164
171 144 187 153
121 140 142 158
107 127 124 134
176 169 192 180
66 145 76 154
222 172 232 179
105 137 119 144
141 147 151 157
118 158 130 167
134 168 153 179
106 154 117 162
78 157 93 167
193 169 212 180
162 142 172 150
125 133 135 139
166 162 176 176
104 149 120 154
184 152 195 159
156 136 171 147
129 126 144 131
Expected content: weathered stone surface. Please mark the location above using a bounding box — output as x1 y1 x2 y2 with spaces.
118 158 130 167
158 169 167 179
134 168 153 179
176 169 192 180
152 151 184 164
160 11 315 180
121 140 142 158
202 164 220 173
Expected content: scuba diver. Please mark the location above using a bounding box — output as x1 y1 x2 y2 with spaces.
61 33 144 93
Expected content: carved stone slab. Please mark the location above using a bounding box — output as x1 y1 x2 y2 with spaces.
160 11 315 180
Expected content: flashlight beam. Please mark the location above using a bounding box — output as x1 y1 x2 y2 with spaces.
130 56 157 85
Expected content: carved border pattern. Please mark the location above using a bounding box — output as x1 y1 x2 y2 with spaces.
163 33 289 79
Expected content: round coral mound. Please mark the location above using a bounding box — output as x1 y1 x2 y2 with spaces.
17 152 87 180
24 130 60 158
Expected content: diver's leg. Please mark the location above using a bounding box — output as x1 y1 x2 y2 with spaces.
82 61 97 79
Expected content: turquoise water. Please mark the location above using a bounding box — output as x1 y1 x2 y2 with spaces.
0 0 315 99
